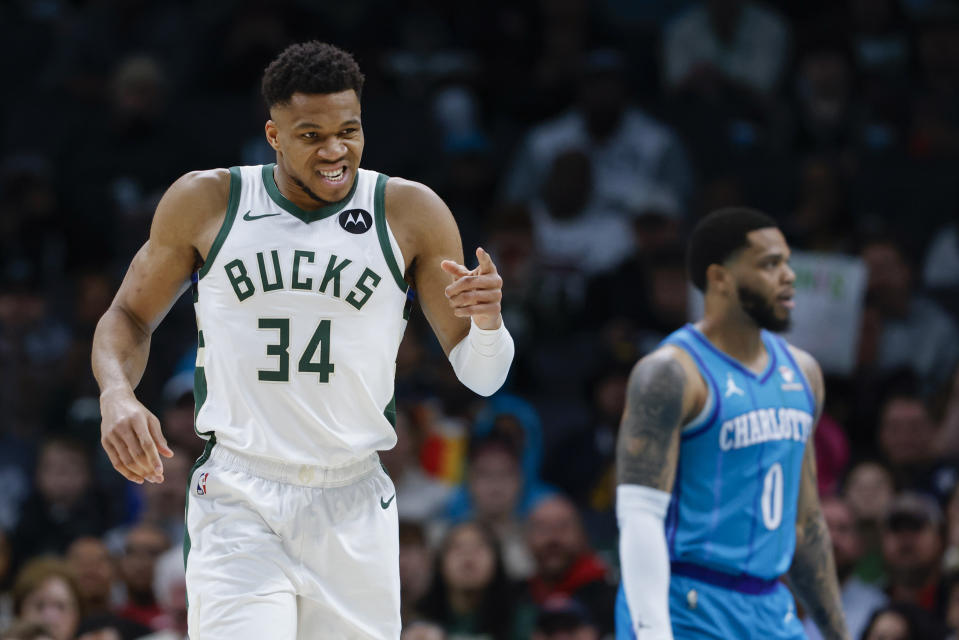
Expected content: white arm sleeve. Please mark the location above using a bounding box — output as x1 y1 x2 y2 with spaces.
618 484 674 640
447 318 514 396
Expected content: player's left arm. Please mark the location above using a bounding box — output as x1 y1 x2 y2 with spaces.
385 178 513 396
786 347 850 640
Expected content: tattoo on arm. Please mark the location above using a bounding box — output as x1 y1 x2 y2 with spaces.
616 356 686 490
787 448 850 640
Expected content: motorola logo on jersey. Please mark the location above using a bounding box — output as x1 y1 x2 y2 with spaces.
339 209 372 234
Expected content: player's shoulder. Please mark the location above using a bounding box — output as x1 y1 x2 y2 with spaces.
165 168 232 209
160 169 231 215
384 177 450 218
783 342 822 380
632 345 703 391
783 340 824 402
383 177 457 240
152 168 232 241
629 345 708 421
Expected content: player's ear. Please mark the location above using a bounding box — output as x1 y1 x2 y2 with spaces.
265 120 280 151
705 263 730 295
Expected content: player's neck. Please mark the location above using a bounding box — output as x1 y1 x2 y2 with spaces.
272 163 338 211
697 314 766 369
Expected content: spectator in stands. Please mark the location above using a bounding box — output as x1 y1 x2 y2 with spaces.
380 411 451 525
861 601 949 640
881 492 946 615
541 360 632 553
115 526 169 629
843 460 896 584
877 388 958 502
784 155 853 253
65 538 149 640
803 495 886 640
12 438 108 564
527 150 634 281
11 557 81 640
585 243 688 356
663 0 790 98
447 434 534 580
445 395 557 578
399 521 434 625
64 537 114 619
103 446 189 554
791 42 860 156
400 620 446 640
0 621 56 640
859 235 959 397
504 50 692 216
419 521 531 640
532 596 599 640
523 496 615 638
134 549 186 640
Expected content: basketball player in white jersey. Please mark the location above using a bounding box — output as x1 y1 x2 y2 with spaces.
91 42 514 640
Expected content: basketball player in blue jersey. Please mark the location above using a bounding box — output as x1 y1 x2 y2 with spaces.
91 42 514 639
615 208 849 640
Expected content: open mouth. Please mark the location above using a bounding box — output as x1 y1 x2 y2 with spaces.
317 166 348 185
777 292 795 309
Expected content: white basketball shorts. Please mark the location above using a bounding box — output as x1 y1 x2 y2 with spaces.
184 438 400 639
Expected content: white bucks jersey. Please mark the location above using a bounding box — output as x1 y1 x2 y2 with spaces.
192 164 410 466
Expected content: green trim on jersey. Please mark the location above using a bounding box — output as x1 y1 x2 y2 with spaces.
374 173 409 293
383 393 397 428
197 167 242 280
183 434 217 576
192 330 214 437
262 163 359 223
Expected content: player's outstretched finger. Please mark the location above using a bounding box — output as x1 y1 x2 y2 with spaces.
475 247 498 275
440 259 471 279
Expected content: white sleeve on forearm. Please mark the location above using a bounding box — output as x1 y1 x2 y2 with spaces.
447 318 514 396
618 484 674 640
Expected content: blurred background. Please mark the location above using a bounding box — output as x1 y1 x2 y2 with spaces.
3 0 959 639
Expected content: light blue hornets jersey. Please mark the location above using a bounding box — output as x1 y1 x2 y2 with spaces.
662 324 816 581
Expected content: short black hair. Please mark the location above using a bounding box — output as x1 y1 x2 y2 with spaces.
687 207 778 291
261 41 365 109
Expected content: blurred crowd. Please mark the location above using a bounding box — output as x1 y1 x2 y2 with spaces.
4 0 959 638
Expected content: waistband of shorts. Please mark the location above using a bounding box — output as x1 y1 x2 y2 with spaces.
208 444 381 488
670 561 780 596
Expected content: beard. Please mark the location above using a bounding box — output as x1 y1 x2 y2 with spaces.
290 172 330 206
738 284 791 332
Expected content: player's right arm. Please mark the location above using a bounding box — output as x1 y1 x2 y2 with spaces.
616 346 703 639
92 169 229 485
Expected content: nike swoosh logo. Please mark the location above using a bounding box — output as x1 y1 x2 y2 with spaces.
242 210 282 221
380 494 395 509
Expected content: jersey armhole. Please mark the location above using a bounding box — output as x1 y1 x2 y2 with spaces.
374 173 409 293
778 338 817 414
197 166 242 280
667 338 721 439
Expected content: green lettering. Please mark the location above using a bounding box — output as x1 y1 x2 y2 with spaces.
257 250 284 292
225 259 255 301
319 254 353 298
292 250 315 290
346 268 382 310
258 318 290 382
